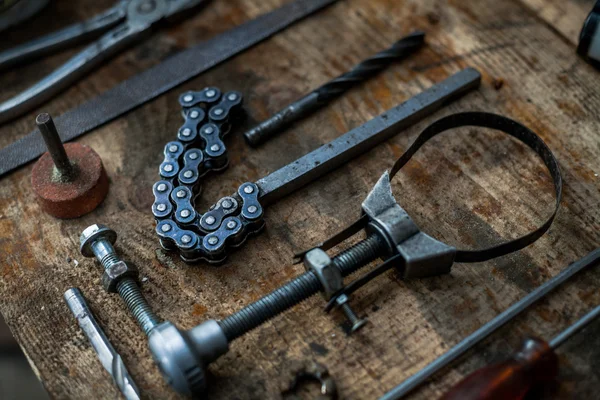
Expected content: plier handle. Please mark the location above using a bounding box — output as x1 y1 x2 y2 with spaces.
0 0 206 124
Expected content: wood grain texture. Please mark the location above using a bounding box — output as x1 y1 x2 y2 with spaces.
0 0 599 399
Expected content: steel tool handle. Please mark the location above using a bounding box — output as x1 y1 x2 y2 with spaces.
0 21 146 124
439 338 558 400
0 4 126 70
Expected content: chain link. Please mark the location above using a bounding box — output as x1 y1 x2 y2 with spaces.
152 87 265 264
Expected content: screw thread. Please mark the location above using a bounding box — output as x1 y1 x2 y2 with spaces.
116 278 161 335
219 234 386 342
333 234 387 277
340 303 360 323
100 252 120 269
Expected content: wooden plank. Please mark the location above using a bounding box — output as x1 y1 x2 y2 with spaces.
0 0 600 399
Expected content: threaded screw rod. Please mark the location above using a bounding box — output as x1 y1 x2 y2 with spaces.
219 234 386 341
243 31 426 146
80 224 162 336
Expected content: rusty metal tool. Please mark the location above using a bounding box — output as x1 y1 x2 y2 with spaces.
64 288 141 400
31 113 108 218
243 31 426 146
440 301 600 400
0 0 338 177
144 109 562 396
0 0 208 123
379 248 600 400
152 68 482 264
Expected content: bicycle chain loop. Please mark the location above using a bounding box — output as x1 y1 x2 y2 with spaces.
152 87 265 264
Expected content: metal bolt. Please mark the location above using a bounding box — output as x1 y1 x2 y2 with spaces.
206 89 216 97
181 128 192 137
247 205 257 214
243 185 254 194
204 126 214 134
156 203 167 212
226 220 237 229
213 108 224 116
189 152 199 160
227 93 237 101
183 94 193 103
156 183 167 192
183 170 193 179
176 190 186 198
168 145 178 153
163 164 174 173
37 113 76 181
222 199 232 209
79 224 161 335
335 294 368 333
210 144 220 152
207 236 218 245
189 110 200 119
204 216 216 225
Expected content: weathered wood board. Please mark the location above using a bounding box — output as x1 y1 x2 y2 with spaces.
1 0 600 398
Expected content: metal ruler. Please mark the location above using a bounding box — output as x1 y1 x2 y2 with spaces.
0 0 338 177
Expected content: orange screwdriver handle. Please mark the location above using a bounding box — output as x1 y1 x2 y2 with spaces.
440 337 558 400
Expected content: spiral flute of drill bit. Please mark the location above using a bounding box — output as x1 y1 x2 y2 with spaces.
243 31 426 146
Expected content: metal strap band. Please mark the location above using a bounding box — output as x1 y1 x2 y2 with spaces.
388 111 562 263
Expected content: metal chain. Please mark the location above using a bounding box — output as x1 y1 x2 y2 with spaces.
151 87 265 264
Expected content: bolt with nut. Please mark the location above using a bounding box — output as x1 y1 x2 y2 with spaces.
80 224 161 335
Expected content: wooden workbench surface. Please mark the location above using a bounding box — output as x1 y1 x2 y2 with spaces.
1 0 599 398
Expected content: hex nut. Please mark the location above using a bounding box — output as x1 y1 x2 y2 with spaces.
303 249 342 299
101 260 139 293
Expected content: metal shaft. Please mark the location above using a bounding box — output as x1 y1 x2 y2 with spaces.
92 236 161 336
255 67 482 206
379 247 600 400
36 112 75 180
219 234 386 341
550 302 600 349
64 288 140 400
244 31 426 146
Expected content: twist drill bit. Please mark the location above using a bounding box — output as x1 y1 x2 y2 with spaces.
64 288 140 400
243 31 426 146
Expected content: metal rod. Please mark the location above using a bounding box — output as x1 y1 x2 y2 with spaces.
36 112 75 180
379 248 600 400
256 67 482 206
64 288 140 400
243 31 426 146
550 302 600 349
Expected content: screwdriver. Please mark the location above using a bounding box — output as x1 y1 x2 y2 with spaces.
439 302 600 400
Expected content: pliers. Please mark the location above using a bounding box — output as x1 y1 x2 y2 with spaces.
0 0 206 124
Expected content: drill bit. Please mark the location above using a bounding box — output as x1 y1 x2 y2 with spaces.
243 31 426 146
64 288 140 400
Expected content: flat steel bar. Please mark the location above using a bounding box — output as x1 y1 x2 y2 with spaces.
256 67 481 206
379 247 600 400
